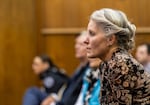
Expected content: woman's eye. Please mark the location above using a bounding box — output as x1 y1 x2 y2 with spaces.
89 30 96 36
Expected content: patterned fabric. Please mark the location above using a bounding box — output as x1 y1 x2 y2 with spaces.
83 68 101 105
99 48 150 105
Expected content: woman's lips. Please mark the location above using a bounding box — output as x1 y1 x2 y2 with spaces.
86 47 91 52
86 47 91 49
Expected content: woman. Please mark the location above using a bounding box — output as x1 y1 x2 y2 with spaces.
84 8 150 105
23 55 68 105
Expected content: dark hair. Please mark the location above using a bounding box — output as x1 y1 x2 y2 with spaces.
139 43 150 55
37 54 56 68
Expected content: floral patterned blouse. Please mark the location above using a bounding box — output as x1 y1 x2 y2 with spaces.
99 48 150 105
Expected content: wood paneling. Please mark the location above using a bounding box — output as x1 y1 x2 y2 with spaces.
41 27 150 35
0 0 38 105
42 0 150 28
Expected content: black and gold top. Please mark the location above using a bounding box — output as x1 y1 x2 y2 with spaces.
99 48 150 105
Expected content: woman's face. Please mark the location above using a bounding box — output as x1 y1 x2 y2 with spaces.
84 20 110 59
32 57 48 75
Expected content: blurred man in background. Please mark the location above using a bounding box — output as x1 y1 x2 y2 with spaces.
136 43 150 73
41 31 89 105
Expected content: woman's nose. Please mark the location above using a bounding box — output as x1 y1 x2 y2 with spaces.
84 36 89 45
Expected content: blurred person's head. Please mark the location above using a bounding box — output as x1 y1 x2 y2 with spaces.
32 55 56 75
75 31 87 63
84 8 136 61
136 43 150 65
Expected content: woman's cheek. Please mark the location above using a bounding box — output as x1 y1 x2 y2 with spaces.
92 39 100 49
90 37 97 47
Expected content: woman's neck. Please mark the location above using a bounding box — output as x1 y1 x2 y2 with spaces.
103 46 119 61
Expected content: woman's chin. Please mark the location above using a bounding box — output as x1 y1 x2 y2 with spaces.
87 53 97 58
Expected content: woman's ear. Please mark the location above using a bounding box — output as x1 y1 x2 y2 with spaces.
107 35 116 46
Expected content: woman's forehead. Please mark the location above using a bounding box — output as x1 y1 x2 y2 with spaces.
88 20 99 31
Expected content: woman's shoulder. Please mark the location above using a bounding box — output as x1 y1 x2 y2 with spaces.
109 50 145 74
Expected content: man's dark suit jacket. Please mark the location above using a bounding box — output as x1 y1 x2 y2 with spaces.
56 63 89 105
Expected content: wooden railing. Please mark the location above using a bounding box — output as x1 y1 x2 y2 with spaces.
41 27 150 35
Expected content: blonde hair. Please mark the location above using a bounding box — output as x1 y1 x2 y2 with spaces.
90 8 136 51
